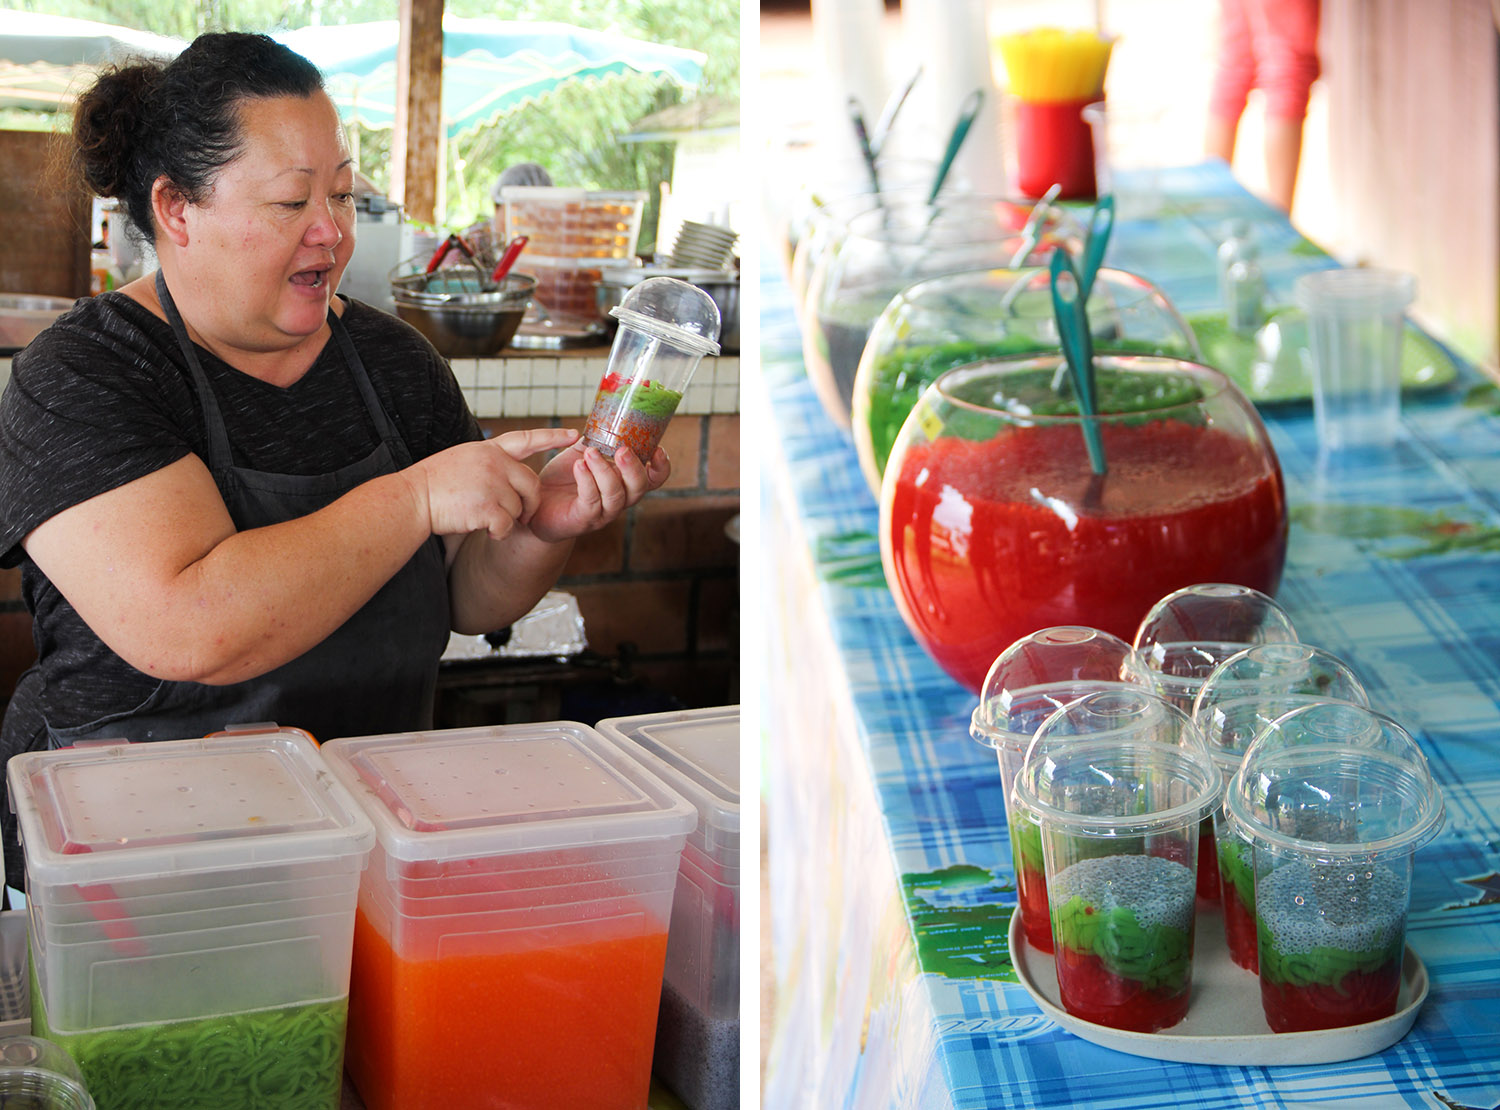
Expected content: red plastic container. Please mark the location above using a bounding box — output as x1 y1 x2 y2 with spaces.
1014 97 1098 200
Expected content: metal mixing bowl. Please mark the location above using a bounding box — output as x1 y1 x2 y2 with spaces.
390 271 536 357
596 266 738 353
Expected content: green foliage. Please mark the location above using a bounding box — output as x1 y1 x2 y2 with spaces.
1 0 739 235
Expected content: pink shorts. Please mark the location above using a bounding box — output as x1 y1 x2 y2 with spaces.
1209 0 1321 122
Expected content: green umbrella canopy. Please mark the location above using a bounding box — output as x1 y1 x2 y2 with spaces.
0 12 184 110
270 16 706 140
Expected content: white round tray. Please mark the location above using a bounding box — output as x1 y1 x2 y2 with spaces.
1009 900 1428 1065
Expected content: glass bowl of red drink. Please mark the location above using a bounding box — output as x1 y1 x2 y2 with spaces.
879 354 1289 694
851 265 1199 496
1015 688 1222 1034
802 195 1083 430
1189 643 1371 973
1223 702 1445 1034
969 627 1152 956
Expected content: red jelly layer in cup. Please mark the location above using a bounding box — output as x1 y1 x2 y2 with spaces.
1012 819 1053 953
884 421 1286 693
1054 944 1192 1033
1260 957 1402 1033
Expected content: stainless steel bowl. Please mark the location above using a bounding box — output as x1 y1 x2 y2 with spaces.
596 266 738 353
390 271 536 357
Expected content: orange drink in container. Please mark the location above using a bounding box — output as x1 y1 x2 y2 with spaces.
321 722 695 1110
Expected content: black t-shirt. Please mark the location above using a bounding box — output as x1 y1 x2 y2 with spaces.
0 292 481 745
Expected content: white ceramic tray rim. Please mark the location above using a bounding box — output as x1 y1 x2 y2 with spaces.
1010 901 1428 1065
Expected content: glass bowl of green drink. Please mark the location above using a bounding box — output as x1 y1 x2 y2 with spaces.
852 265 1199 495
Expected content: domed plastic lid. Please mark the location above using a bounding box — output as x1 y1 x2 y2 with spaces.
1014 688 1222 836
610 275 721 356
1133 583 1299 691
1223 702 1444 863
1191 643 1370 773
969 626 1149 754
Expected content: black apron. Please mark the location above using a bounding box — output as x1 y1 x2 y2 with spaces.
43 274 451 746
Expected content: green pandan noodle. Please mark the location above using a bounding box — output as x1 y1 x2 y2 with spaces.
1052 895 1192 992
867 339 1198 477
1218 835 1257 910
32 961 348 1110
1255 918 1406 990
625 380 684 418
1011 816 1046 875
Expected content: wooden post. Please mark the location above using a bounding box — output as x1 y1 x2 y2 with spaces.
391 0 445 226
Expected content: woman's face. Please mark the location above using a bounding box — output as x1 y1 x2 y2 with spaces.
178 90 356 352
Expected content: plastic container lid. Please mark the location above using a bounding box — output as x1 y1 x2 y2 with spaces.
595 707 740 862
610 276 721 356
6 733 375 886
1015 688 1222 836
319 722 697 865
1133 583 1299 689
1223 702 1445 864
1191 643 1371 775
970 627 1151 754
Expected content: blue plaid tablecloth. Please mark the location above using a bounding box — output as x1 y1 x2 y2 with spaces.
759 162 1500 1110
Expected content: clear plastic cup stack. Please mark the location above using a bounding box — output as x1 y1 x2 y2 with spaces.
969 627 1151 955
1133 583 1300 902
1190 644 1371 971
1222 702 1444 1032
1015 688 1222 1033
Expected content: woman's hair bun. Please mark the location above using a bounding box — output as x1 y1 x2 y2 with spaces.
71 62 163 199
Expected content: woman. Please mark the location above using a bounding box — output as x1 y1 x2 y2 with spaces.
0 34 666 878
1204 0 1322 212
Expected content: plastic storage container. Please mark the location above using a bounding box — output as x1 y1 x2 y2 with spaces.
320 722 696 1110
499 187 648 262
6 732 376 1110
597 707 740 1110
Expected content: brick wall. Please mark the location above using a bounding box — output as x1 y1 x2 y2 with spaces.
0 414 740 718
479 411 741 711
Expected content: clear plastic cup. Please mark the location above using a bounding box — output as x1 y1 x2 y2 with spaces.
1222 702 1444 1032
1081 101 1167 219
1293 268 1416 453
1190 644 1371 971
582 276 721 465
1015 688 1222 1032
0 1036 96 1109
1133 583 1299 903
968 627 1151 955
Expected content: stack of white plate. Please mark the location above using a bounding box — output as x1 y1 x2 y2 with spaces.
670 220 739 269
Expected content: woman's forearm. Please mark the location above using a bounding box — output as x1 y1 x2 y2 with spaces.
25 461 433 686
446 525 576 635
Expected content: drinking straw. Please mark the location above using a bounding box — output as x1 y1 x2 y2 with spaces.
1049 247 1107 476
871 65 922 159
1008 182 1063 267
848 97 881 196
1079 194 1115 299
927 89 984 204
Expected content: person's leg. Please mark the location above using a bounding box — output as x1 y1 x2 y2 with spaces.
1249 0 1322 210
1206 0 1257 165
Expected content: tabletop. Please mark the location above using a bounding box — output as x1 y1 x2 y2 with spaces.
757 161 1500 1110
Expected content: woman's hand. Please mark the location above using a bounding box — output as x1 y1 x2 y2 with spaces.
524 441 671 544
406 427 579 541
